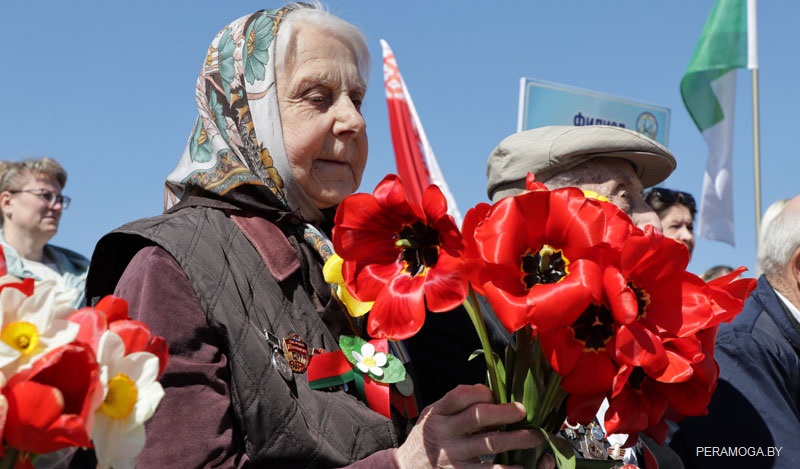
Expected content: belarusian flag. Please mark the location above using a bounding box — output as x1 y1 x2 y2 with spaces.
681 0 757 246
381 39 463 227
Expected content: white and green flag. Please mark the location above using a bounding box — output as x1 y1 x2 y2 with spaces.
681 0 757 246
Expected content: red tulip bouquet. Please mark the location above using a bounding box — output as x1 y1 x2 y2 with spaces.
327 174 755 468
0 249 169 469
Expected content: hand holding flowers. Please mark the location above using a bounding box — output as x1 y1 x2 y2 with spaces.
329 173 755 468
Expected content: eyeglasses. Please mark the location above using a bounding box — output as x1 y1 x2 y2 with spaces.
645 188 695 212
8 188 71 209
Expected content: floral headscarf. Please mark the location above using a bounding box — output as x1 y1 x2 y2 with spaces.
165 4 327 227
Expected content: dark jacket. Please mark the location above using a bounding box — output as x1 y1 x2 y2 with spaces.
86 190 399 467
668 275 800 467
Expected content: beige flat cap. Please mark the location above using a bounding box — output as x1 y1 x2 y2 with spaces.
486 125 677 202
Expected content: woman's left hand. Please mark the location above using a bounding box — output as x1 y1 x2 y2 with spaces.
395 384 553 468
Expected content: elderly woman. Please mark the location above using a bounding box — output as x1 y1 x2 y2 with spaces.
0 157 88 307
86 4 539 467
644 187 696 257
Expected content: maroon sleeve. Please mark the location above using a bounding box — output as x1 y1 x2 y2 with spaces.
116 245 402 467
115 245 249 468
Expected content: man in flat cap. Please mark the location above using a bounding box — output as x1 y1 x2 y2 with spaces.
486 125 675 229
484 125 683 468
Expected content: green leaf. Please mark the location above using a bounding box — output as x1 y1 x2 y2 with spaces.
339 335 367 366
376 354 406 384
338 335 406 384
522 367 539 424
539 430 577 469
511 326 533 405
493 350 507 398
504 341 516 401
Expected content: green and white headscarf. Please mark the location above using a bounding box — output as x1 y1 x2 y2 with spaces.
165 4 327 227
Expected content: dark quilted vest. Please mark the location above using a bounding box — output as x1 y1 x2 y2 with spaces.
86 197 398 467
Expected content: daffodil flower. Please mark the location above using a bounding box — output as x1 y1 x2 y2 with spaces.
351 342 387 377
0 277 79 375
323 254 373 317
92 330 165 469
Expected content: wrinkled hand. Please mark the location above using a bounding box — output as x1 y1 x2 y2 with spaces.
395 384 554 468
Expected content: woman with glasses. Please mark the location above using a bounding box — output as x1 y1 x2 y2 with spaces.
0 157 88 307
644 187 697 258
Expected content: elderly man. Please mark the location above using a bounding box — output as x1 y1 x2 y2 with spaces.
668 195 800 468
484 125 682 468
486 125 675 229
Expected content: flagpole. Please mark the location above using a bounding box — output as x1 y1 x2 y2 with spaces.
751 68 762 243
748 0 761 246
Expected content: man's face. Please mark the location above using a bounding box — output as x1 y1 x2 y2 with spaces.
565 158 662 231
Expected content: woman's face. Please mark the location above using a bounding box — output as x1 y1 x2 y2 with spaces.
660 204 695 256
277 25 368 209
1 173 63 244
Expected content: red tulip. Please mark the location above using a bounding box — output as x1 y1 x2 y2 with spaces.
109 320 169 379
69 297 169 379
465 186 627 334
3 344 102 454
333 175 468 340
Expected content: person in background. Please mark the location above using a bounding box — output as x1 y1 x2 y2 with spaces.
485 125 684 468
0 157 88 307
85 4 542 467
700 265 734 282
644 187 696 258
756 198 791 276
668 194 800 467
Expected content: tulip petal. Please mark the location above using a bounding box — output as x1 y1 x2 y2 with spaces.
366 274 426 340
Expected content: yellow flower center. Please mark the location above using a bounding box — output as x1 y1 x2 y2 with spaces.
100 372 138 419
1 321 39 355
362 356 377 368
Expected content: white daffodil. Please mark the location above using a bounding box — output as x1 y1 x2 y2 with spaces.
0 278 78 375
91 331 165 469
351 342 387 377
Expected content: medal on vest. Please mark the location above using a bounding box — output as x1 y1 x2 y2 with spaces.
264 330 294 382
272 348 294 381
264 330 316 379
282 332 311 373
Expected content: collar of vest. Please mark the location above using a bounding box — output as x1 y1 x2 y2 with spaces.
231 213 301 281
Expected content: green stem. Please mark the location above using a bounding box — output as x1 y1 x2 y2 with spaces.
463 288 505 403
506 326 533 404
540 366 565 431
0 447 18 469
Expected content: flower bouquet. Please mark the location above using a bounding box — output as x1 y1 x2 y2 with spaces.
0 248 169 469
326 173 755 468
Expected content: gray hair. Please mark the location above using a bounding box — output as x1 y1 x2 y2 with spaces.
275 3 370 84
758 197 800 278
540 165 594 189
540 158 624 189
0 157 67 193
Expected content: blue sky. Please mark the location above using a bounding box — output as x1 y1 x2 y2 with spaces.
2 1 797 277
